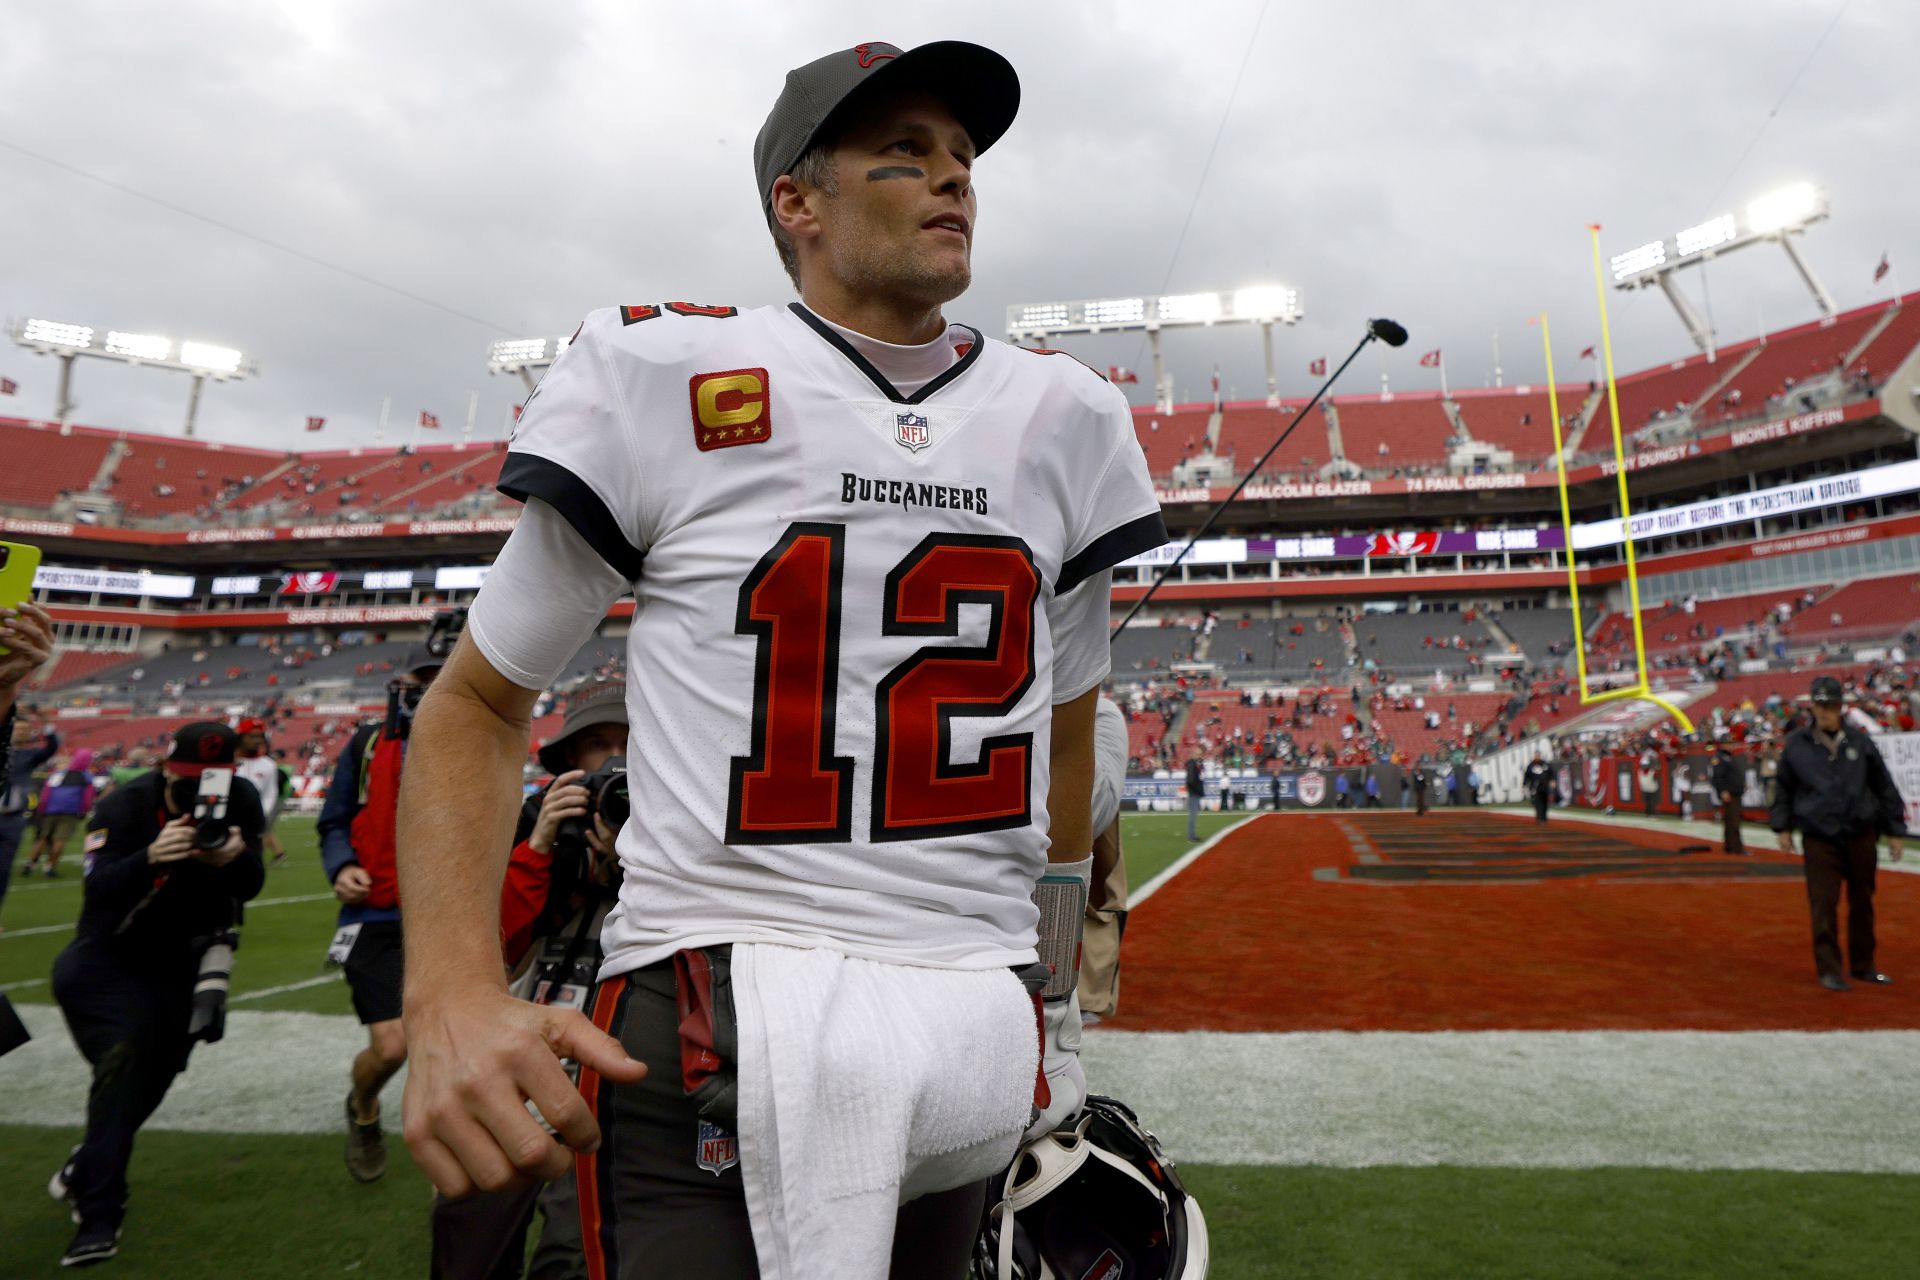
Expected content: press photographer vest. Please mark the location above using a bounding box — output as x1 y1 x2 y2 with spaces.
349 729 405 910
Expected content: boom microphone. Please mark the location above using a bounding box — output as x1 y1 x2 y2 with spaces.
1368 318 1409 347
1112 317 1411 639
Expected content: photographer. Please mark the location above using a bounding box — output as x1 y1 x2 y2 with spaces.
318 646 443 1182
48 721 264 1267
431 678 626 1280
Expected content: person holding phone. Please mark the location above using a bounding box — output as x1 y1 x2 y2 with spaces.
47 720 265 1267
0 598 55 923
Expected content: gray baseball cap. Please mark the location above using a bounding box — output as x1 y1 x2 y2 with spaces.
753 40 1021 219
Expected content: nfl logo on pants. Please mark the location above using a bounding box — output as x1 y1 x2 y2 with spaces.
697 1120 738 1175
894 411 930 452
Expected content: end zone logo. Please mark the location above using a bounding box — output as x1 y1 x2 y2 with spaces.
1298 770 1327 807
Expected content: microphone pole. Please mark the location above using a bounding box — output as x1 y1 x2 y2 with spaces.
1112 319 1408 639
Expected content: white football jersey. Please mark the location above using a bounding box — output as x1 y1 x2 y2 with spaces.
500 301 1166 975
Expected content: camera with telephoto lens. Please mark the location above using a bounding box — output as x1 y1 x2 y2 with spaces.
188 928 240 1044
556 755 629 849
191 767 235 851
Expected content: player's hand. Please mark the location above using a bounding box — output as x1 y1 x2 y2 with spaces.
1889 838 1905 864
1776 831 1795 855
0 602 53 693
528 772 590 855
333 863 372 904
190 826 246 867
401 979 647 1197
146 815 198 865
1025 991 1086 1143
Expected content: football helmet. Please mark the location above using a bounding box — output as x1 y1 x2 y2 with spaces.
972 1095 1208 1279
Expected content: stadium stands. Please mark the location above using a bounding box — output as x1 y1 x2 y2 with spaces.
106 436 276 518
1591 587 1830 653
27 649 137 691
1694 309 1886 428
1778 573 1920 641
1850 297 1920 386
369 445 506 514
1129 409 1211 478
0 419 114 509
1331 395 1454 467
1601 355 1731 442
1488 607 1588 662
1349 612 1492 671
1369 692 1510 761
1215 403 1332 478
227 448 414 514
1214 619 1347 677
1453 388 1585 462
1111 623 1203 674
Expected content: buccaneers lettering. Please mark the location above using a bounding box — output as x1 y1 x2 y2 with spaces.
840 473 989 516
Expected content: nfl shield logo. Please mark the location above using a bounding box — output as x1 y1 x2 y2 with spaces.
696 1120 738 1176
1297 770 1326 807
894 411 931 452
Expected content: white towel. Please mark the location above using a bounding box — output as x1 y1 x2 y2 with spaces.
731 943 1036 1279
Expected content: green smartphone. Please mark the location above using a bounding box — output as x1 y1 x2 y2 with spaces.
0 540 44 657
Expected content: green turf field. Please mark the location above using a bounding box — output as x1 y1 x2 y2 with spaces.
3 1123 1914 1278
7 811 1917 1277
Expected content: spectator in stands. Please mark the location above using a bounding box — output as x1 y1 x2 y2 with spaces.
25 748 97 879
0 604 55 924
1771 676 1907 991
1639 758 1661 817
319 647 444 1182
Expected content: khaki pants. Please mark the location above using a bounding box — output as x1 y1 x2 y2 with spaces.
1079 817 1129 1020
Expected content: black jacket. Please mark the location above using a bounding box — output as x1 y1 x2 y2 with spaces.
1710 754 1743 802
1185 760 1203 797
1769 726 1908 843
74 769 266 955
1523 762 1553 799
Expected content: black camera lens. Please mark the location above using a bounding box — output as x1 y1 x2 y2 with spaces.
599 773 630 828
193 818 230 850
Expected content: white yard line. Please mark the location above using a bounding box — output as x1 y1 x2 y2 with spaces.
229 973 341 1003
0 892 334 942
0 976 49 993
1129 812 1268 909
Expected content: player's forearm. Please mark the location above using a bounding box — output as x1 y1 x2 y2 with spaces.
397 654 533 999
1048 686 1099 862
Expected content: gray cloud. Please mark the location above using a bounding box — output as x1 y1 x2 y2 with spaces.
0 0 1908 450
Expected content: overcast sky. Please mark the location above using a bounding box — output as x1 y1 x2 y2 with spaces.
0 0 1910 452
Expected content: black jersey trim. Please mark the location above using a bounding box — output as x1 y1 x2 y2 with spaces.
1055 511 1169 596
497 453 645 581
785 303 985 405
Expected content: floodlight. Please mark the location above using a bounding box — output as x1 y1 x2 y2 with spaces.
178 341 244 374
105 330 172 361
1158 292 1223 324
1674 214 1736 257
1016 303 1068 328
1746 182 1822 235
1084 297 1146 325
21 319 94 349
1232 285 1296 320
489 338 549 365
1610 241 1666 281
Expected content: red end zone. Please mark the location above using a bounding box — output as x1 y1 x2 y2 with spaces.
1113 811 1920 1033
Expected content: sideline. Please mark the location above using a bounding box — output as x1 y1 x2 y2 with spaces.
230 973 341 1003
1130 811 1267 908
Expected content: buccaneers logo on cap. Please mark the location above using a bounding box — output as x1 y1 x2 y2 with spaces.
853 42 897 68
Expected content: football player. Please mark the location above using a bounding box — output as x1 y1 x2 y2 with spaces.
395 40 1166 1279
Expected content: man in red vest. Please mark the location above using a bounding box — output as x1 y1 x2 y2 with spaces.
318 647 442 1182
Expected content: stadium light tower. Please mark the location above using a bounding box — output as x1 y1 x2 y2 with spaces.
1005 285 1303 412
1607 182 1835 357
486 334 574 392
8 318 255 436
